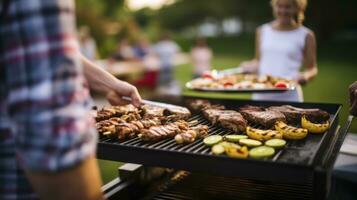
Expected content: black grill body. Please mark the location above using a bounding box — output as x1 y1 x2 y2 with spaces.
98 97 348 200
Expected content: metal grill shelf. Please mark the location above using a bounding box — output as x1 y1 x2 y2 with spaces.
97 98 342 184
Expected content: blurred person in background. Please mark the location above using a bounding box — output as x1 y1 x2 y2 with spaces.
0 0 141 199
191 38 213 78
240 0 317 102
79 26 98 60
112 38 136 61
153 34 180 90
350 81 357 116
133 37 151 60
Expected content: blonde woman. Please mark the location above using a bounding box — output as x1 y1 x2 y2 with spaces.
240 0 317 102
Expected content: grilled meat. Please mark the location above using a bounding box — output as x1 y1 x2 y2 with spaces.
187 99 225 112
139 120 189 141
116 118 162 140
268 105 330 123
175 125 209 144
218 112 247 133
202 109 247 132
96 117 126 136
141 105 165 118
239 105 286 128
96 104 139 122
163 106 191 121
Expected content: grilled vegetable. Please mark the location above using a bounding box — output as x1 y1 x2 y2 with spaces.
226 146 249 158
265 139 286 149
246 126 282 141
203 135 223 146
224 135 248 142
275 121 308 140
239 139 262 147
211 144 225 155
249 146 275 159
301 116 330 134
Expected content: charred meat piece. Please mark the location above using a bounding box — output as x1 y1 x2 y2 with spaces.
163 106 191 121
139 120 189 141
96 117 126 136
116 118 162 140
175 125 209 144
218 112 247 133
268 105 330 123
186 99 225 112
203 109 247 132
96 104 139 122
239 105 286 128
141 105 165 118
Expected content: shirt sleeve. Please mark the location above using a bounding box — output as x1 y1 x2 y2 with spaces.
4 0 97 172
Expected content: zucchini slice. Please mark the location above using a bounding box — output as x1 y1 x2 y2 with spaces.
211 144 225 155
224 135 248 142
203 135 223 146
249 146 275 159
265 139 286 149
239 139 262 147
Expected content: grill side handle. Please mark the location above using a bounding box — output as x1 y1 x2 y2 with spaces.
323 115 354 169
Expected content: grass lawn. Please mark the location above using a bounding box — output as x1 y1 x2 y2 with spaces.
98 35 357 184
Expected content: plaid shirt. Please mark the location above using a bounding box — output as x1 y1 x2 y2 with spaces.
0 0 97 199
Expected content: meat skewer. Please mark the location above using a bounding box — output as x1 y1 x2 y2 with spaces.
96 104 140 122
139 120 190 142
175 125 209 144
115 118 162 140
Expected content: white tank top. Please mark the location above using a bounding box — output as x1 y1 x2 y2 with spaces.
253 23 309 102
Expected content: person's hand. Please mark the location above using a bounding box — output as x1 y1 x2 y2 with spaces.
295 73 308 85
349 81 357 116
106 81 142 107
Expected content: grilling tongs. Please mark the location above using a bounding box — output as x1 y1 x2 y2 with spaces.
121 96 187 110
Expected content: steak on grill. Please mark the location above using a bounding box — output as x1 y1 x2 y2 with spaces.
239 105 286 128
203 109 247 132
268 105 330 123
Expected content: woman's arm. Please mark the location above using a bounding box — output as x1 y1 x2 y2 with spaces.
239 27 261 73
297 31 318 85
81 54 142 106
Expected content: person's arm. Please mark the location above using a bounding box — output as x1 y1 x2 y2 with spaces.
297 31 318 85
6 1 104 199
26 157 104 200
349 81 357 116
239 27 261 73
81 54 141 106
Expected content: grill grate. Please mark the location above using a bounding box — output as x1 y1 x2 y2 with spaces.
99 114 317 164
97 98 341 184
150 172 313 200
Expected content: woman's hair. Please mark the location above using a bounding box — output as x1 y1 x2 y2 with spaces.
271 0 308 25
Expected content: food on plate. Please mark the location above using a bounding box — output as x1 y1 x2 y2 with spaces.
239 139 263 147
175 125 209 144
239 105 286 128
249 146 275 159
187 73 294 91
301 116 330 134
246 126 282 141
268 105 330 124
265 139 286 149
275 121 308 140
224 135 248 142
203 135 223 146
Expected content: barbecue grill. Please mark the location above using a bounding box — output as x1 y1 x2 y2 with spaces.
98 96 353 200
